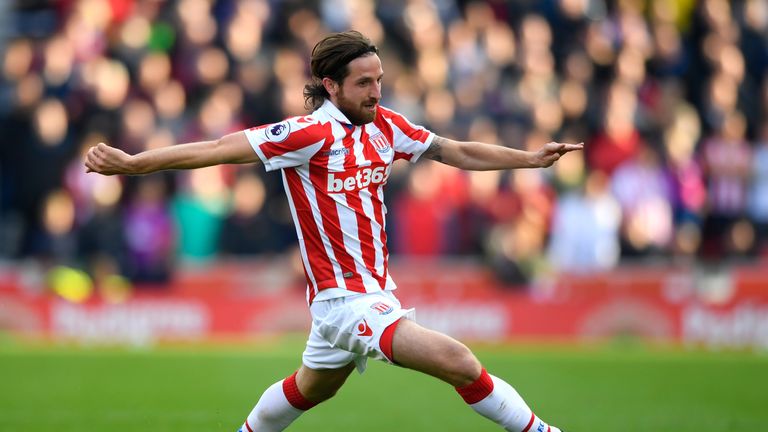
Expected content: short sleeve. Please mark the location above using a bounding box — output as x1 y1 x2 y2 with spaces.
244 116 329 171
378 107 435 163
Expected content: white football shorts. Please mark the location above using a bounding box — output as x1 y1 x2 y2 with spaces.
302 290 415 373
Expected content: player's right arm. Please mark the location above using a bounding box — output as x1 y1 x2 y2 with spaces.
84 131 259 176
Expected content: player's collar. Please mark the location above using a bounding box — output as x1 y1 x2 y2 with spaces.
319 99 354 126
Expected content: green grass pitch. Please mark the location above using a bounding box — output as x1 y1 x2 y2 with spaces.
1 337 766 431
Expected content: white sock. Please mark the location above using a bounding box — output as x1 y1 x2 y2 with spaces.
459 369 561 432
238 380 305 432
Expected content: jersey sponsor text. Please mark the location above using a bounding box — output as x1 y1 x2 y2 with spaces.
327 166 388 193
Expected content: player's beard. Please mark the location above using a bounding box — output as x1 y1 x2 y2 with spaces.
336 89 377 125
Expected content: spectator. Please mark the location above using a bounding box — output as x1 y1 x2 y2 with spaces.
392 161 453 256
124 176 175 284
587 82 644 175
610 144 674 258
548 170 622 273
662 103 707 260
171 166 229 263
218 170 281 256
698 111 753 260
748 124 768 258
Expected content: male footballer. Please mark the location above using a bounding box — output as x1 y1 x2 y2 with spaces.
86 31 581 432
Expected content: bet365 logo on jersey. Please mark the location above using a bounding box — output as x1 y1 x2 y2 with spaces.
327 166 389 193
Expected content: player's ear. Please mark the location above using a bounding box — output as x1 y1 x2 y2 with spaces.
322 77 339 97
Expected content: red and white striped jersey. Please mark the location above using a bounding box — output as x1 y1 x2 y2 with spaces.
244 100 434 304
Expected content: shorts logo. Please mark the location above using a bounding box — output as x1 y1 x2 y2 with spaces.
370 302 393 315
266 121 290 142
369 132 391 153
356 319 373 337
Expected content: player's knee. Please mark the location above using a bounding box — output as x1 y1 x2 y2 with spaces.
445 343 482 387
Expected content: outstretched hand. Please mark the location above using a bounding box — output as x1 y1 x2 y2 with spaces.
532 142 584 168
84 143 134 176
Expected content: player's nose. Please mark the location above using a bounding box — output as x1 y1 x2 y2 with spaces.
371 82 382 100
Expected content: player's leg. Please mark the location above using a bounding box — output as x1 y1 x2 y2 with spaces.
238 295 362 432
295 362 356 402
239 362 355 432
389 318 562 432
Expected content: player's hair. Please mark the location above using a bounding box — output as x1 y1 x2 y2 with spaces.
303 30 379 110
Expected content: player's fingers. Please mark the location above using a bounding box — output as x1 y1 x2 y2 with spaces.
86 148 98 163
558 142 584 153
86 150 104 172
91 142 107 159
86 162 99 173
540 152 560 167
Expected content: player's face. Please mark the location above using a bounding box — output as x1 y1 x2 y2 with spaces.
336 54 383 125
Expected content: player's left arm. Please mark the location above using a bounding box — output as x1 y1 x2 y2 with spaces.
422 135 583 170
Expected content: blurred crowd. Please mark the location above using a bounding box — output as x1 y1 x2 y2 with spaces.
1 0 768 291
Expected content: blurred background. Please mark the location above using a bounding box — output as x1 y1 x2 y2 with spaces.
0 0 767 349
